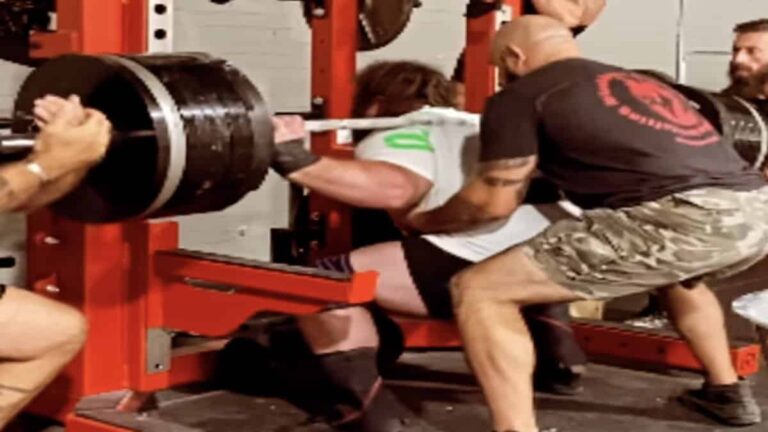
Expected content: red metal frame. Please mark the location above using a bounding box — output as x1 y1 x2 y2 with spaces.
465 0 522 113
29 214 376 431
308 0 359 257
399 317 761 377
25 2 376 431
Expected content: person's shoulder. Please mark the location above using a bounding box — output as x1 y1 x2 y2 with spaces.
536 58 621 88
549 57 615 74
486 86 530 110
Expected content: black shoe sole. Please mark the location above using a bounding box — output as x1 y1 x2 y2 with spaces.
678 394 762 427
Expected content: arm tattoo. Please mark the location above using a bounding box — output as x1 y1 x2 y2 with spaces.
409 156 534 234
446 195 487 226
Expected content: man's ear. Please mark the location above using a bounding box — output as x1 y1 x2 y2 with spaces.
506 45 526 70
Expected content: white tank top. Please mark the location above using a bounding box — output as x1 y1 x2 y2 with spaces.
354 107 551 263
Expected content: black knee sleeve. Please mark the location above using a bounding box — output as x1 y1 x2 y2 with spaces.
318 348 380 407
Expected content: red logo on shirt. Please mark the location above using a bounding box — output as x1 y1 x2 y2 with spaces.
596 72 719 146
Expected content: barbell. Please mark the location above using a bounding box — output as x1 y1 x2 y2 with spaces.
8 54 768 223
6 53 478 223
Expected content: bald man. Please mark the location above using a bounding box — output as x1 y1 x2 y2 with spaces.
407 16 766 432
452 0 605 109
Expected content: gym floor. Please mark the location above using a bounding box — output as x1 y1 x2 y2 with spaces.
34 351 766 432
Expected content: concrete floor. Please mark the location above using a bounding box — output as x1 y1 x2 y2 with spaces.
53 350 767 432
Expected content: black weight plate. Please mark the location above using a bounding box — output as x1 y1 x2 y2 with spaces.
358 0 414 51
302 0 414 51
131 54 273 218
13 55 171 222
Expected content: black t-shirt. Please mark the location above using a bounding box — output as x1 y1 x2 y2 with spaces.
480 58 766 209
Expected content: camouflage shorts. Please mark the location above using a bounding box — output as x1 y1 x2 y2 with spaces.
522 187 768 300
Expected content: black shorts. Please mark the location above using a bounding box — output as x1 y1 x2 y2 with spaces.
401 238 587 368
401 237 472 320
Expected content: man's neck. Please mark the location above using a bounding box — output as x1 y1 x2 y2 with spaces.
526 49 583 75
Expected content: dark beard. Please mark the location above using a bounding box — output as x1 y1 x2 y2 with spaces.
723 80 752 98
725 65 768 99
729 63 753 86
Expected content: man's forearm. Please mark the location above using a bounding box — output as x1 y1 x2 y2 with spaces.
18 169 88 212
408 160 533 234
409 194 519 234
288 158 425 210
0 163 44 212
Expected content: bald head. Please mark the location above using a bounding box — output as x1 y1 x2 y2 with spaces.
492 16 581 80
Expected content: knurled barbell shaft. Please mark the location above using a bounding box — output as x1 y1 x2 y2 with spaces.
0 111 477 155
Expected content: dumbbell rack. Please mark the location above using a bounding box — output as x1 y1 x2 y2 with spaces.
21 0 763 431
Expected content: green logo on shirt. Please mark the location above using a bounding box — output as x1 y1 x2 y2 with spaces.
384 129 434 152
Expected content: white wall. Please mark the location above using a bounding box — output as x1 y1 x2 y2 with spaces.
578 0 680 76
358 1 466 74
0 61 31 285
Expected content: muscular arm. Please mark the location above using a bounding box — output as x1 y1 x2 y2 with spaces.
0 152 89 213
0 162 45 212
531 0 606 27
17 169 88 212
288 157 432 210
407 156 537 234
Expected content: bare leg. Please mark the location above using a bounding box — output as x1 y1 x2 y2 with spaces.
0 287 87 428
295 242 434 428
451 247 581 432
659 283 738 385
297 241 428 354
